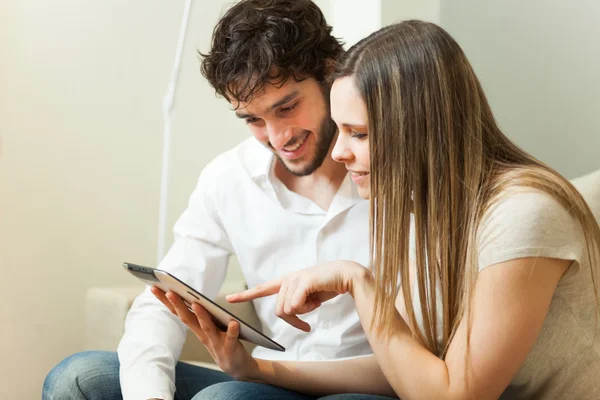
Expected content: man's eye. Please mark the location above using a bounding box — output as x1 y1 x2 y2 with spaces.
280 102 299 113
246 117 259 124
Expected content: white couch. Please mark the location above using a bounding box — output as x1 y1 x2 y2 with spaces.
84 168 600 367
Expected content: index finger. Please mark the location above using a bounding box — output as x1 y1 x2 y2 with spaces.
226 279 282 303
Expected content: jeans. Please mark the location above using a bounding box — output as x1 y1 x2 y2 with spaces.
42 351 397 400
193 382 398 400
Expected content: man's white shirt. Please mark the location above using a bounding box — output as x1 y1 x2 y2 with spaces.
118 138 372 400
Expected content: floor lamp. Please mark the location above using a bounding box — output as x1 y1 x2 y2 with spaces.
157 0 194 265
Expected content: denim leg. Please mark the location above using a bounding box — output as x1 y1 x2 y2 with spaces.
318 394 398 400
42 350 234 400
42 351 122 400
172 359 234 400
192 381 317 400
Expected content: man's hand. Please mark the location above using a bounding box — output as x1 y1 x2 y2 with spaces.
151 287 258 380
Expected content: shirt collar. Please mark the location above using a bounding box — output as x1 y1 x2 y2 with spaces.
247 141 364 216
325 171 365 219
249 145 275 183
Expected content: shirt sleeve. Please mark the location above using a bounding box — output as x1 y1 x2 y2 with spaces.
477 188 586 276
117 162 234 400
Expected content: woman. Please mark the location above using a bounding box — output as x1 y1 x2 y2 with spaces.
167 21 600 399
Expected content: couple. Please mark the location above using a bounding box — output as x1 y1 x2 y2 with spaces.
44 0 600 399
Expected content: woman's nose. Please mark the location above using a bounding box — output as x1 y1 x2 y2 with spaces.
332 133 353 162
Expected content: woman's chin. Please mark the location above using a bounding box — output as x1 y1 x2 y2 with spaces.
357 186 370 200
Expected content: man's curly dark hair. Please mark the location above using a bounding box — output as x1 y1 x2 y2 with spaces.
200 0 344 104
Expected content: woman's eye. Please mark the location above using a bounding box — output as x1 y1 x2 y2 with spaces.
245 117 259 124
351 132 368 139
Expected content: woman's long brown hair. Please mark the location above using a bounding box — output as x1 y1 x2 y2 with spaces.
336 20 600 359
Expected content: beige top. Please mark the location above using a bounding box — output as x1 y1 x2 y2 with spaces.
480 189 600 399
409 188 600 399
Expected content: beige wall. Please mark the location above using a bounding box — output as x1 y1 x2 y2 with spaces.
441 0 600 178
4 1 596 399
383 0 440 25
0 1 246 398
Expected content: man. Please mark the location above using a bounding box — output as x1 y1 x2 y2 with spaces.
43 1 373 399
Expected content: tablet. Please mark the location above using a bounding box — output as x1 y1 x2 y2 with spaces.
123 262 285 352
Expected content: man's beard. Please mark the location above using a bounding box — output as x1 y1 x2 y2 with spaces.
273 116 337 177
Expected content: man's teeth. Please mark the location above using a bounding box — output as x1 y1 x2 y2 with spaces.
351 172 369 176
283 134 307 151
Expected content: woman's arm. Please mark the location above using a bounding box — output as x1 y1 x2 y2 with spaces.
154 287 396 397
249 355 397 397
350 257 570 400
229 256 569 399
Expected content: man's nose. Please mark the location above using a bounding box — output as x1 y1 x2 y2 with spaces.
267 123 294 150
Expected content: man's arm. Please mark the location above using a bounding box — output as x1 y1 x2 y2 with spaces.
117 165 234 400
117 285 188 400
